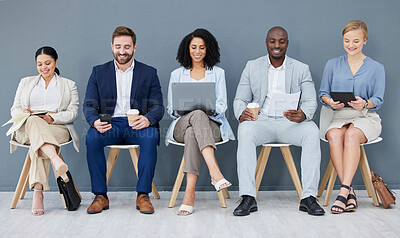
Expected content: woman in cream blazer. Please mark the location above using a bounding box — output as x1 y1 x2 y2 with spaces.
10 46 79 215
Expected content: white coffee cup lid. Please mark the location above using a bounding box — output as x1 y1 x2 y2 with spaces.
127 109 139 114
247 103 260 108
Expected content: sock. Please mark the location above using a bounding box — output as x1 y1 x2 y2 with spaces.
137 192 148 198
97 193 108 199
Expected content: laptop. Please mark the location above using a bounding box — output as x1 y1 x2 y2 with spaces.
172 82 216 116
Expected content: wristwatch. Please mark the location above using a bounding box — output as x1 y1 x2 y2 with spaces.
364 100 369 109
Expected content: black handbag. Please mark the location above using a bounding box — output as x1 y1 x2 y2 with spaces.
56 171 81 211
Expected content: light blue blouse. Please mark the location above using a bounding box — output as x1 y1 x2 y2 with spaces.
319 55 385 111
165 66 235 145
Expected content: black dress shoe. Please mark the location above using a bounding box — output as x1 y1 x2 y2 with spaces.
299 195 325 216
233 195 258 216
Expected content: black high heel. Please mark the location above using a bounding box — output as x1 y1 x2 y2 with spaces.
331 184 350 214
346 186 358 212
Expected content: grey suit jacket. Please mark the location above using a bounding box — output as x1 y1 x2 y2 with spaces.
10 74 80 152
233 55 317 121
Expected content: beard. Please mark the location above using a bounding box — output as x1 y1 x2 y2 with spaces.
268 51 285 60
269 54 284 60
114 52 133 65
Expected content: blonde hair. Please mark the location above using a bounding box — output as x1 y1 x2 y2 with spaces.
342 20 368 40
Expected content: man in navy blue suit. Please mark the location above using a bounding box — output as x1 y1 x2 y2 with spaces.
83 26 164 214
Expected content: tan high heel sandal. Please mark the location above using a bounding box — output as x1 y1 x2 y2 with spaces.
32 189 44 216
51 155 69 182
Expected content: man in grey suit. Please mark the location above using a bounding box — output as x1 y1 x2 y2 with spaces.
233 26 324 216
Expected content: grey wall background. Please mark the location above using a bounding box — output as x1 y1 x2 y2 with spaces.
0 0 399 192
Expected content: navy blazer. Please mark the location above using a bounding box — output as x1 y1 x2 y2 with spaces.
83 60 164 129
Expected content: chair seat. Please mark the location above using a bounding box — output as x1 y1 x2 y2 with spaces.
10 139 76 209
106 144 139 149
10 140 73 148
105 144 160 199
318 137 382 206
255 144 302 199
262 143 291 147
320 137 382 146
167 139 229 147
167 139 231 208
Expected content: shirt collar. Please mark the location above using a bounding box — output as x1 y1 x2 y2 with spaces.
114 58 135 73
267 55 286 70
38 75 57 86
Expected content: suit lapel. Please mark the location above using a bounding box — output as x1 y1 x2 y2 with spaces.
285 58 293 93
108 61 117 100
259 56 269 104
24 75 41 108
56 74 64 112
130 60 141 106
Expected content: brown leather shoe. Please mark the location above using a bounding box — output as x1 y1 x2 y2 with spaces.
136 194 154 214
87 195 109 214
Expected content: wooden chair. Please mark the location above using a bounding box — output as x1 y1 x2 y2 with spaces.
317 137 381 206
105 145 160 199
10 140 80 209
317 105 380 206
255 143 302 199
167 139 230 208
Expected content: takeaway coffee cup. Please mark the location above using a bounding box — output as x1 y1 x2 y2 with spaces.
127 109 139 126
247 103 260 120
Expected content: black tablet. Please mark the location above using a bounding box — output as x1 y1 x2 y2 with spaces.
31 111 48 116
330 92 356 107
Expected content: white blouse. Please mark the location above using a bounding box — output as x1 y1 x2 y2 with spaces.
29 76 59 112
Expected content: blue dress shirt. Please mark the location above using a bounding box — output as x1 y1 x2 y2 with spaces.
319 55 385 110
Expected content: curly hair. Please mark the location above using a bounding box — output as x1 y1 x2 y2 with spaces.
176 28 220 69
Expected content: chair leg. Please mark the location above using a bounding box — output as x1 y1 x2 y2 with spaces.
11 153 31 209
222 188 230 199
358 146 373 197
217 190 227 208
168 156 186 208
129 148 160 199
323 167 337 206
318 159 333 197
255 146 271 194
212 157 227 207
151 182 160 199
106 148 120 185
358 146 379 207
213 157 230 199
20 179 29 199
128 148 139 176
281 146 302 199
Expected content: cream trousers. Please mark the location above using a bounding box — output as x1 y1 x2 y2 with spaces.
14 116 70 191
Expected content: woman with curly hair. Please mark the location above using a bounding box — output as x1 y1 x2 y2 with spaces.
166 28 235 215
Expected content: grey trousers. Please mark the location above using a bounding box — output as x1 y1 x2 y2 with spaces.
174 110 221 176
237 114 321 199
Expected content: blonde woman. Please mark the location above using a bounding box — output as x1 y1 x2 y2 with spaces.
319 21 385 214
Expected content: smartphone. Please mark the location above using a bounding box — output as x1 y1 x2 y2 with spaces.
99 114 112 124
